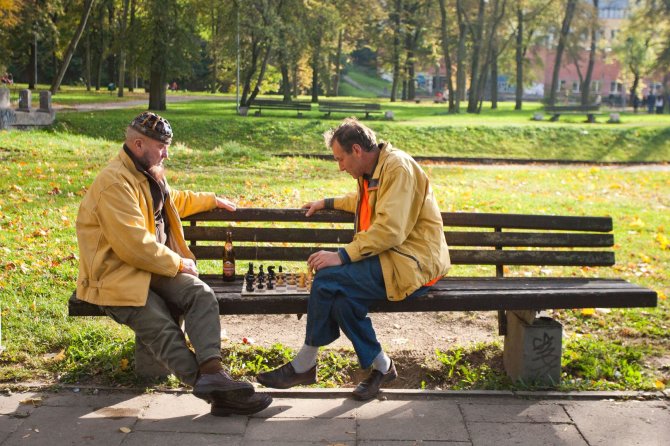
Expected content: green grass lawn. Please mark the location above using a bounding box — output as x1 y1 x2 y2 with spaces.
48 100 670 162
0 98 668 391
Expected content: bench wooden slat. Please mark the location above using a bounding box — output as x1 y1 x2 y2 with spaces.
68 277 657 317
184 226 613 248
189 246 614 266
184 208 613 232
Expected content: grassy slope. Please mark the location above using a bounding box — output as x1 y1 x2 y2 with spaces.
0 97 668 390
49 100 670 162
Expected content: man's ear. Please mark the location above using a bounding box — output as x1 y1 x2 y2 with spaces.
351 143 363 157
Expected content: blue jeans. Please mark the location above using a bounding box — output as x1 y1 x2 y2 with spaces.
305 256 429 368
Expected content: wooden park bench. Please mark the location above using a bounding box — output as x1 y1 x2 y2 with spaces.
544 105 601 123
319 101 382 119
68 208 657 385
247 99 311 117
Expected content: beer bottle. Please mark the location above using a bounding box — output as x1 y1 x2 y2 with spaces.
222 231 236 282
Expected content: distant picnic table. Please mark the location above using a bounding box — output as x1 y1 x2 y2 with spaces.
544 105 601 123
319 101 382 119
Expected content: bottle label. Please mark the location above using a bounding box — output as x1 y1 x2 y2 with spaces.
223 261 235 277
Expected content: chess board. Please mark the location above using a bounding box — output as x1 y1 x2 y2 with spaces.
240 282 310 296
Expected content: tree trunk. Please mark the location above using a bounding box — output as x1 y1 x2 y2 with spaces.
148 70 166 110
549 0 577 106
581 0 598 106
407 50 416 100
332 29 343 96
84 32 91 91
390 0 402 102
490 46 498 109
456 1 466 106
514 7 523 110
128 0 137 92
281 63 291 101
28 34 37 89
50 0 95 95
467 0 486 113
250 45 271 103
117 0 130 98
311 43 320 103
438 0 456 112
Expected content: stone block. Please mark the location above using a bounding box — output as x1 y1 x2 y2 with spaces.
0 87 9 108
38 91 52 112
18 89 31 112
503 313 562 385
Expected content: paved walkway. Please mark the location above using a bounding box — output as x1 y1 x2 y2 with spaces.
1 388 667 445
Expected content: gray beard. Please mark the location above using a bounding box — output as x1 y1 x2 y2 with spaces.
147 165 166 182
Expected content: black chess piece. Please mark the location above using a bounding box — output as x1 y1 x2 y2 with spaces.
257 265 265 290
245 273 254 292
244 262 255 292
267 266 275 290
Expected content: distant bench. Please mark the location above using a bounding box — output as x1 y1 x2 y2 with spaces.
544 105 601 123
319 101 382 119
248 99 311 117
68 208 657 385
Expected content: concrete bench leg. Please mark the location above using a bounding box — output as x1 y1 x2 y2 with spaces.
503 311 562 386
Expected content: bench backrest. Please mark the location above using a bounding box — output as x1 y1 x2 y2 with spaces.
183 208 614 277
319 102 381 110
251 99 311 110
544 105 600 112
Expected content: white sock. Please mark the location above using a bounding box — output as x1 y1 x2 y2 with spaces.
372 350 391 373
290 344 318 373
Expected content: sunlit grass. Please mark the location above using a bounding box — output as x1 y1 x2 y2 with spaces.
0 106 668 390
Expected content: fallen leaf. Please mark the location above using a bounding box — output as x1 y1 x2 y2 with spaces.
654 380 666 390
119 427 131 433
581 308 595 316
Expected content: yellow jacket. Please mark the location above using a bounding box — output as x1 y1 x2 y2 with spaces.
333 143 450 301
76 148 217 306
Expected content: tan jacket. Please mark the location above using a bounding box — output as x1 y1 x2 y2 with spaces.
76 149 217 306
332 143 450 301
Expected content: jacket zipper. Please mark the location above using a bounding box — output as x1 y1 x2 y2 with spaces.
391 247 423 272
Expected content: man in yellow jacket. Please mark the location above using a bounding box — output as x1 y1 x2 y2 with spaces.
76 112 271 416
258 118 450 400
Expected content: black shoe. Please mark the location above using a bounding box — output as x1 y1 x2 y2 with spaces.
193 369 254 403
256 362 317 389
352 360 397 401
210 392 273 417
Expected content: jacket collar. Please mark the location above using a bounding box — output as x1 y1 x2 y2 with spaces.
119 147 149 183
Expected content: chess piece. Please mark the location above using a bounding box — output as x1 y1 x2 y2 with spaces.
257 265 265 290
245 272 254 292
297 272 306 289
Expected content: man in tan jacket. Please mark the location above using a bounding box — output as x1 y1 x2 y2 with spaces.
258 118 450 400
76 112 271 416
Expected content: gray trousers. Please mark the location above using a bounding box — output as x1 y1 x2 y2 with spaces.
101 273 222 386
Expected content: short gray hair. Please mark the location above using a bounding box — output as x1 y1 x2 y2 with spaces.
323 118 377 153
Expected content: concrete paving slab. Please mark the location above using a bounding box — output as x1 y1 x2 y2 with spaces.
1 405 134 446
136 393 248 434
255 397 358 419
40 390 154 410
460 400 572 423
468 421 587 446
0 393 41 415
244 417 356 442
356 399 469 442
243 441 354 446
359 441 466 445
121 430 242 446
563 400 670 446
0 414 24 440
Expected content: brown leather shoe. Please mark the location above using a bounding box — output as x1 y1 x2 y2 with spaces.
352 360 397 401
210 392 273 417
256 362 317 389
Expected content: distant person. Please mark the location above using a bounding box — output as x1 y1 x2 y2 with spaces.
631 94 640 113
256 118 451 400
647 92 656 113
170 81 178 92
655 95 664 114
75 111 272 416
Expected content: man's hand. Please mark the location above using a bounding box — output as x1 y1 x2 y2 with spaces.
180 258 199 276
216 197 236 211
307 250 342 272
302 199 325 217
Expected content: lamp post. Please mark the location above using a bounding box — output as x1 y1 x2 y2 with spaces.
236 2 240 114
